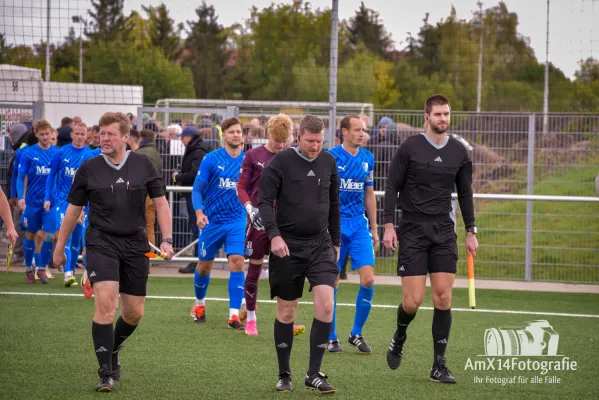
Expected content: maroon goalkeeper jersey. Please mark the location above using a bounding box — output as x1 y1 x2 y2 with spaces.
238 145 277 206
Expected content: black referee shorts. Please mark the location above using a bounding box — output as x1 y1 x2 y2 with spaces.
269 234 338 301
85 227 150 296
397 212 458 277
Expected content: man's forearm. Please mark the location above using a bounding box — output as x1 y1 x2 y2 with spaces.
365 189 377 232
56 205 83 248
154 197 173 238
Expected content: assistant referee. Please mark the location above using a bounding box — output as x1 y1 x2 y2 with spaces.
258 114 340 394
383 94 479 384
53 112 174 392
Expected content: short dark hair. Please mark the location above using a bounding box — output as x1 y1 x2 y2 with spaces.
339 115 361 133
144 122 159 133
129 128 140 140
425 94 451 114
92 125 100 133
221 117 242 132
140 128 155 142
299 114 324 135
61 117 73 126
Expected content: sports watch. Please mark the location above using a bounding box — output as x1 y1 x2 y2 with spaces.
466 226 477 235
162 237 173 245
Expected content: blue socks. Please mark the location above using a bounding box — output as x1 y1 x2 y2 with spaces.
34 253 43 269
351 285 374 337
40 240 53 269
194 270 210 301
24 238 35 269
228 271 245 310
329 287 339 341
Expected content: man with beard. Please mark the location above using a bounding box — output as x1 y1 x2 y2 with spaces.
191 117 247 330
383 94 479 384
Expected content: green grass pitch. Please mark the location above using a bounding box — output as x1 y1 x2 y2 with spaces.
0 273 597 399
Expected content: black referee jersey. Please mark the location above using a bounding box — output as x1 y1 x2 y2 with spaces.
383 133 475 228
68 151 166 239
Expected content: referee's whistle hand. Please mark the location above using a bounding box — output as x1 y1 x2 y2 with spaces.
52 247 66 272
383 225 398 252
271 236 290 258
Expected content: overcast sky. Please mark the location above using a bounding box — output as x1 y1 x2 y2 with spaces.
2 0 597 79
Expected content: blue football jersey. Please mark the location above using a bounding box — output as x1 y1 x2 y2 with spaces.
18 144 58 208
11 145 28 198
46 144 95 209
194 148 245 224
329 145 375 219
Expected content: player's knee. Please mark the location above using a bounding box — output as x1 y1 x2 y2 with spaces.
123 308 144 325
319 298 335 318
360 276 375 288
277 303 297 323
196 262 210 275
95 302 117 323
432 290 452 309
403 293 424 312
228 256 245 272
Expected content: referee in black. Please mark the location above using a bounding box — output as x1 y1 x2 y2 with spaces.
53 112 174 392
258 114 340 394
383 94 479 384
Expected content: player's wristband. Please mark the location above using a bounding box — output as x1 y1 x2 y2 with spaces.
245 203 254 215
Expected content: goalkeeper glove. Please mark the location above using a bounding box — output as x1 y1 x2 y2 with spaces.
245 203 265 231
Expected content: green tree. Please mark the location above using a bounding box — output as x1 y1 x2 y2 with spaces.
344 2 393 59
574 57 599 84
85 40 194 103
143 3 183 61
183 1 230 99
0 34 13 63
248 0 335 100
87 0 126 43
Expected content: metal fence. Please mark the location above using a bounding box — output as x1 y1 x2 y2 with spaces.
140 107 598 284
0 103 597 283
156 186 599 284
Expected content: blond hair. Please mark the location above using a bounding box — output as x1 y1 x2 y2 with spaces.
267 113 293 142
34 119 52 133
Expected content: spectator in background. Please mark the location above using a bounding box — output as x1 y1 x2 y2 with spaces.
61 117 74 128
373 122 400 191
172 126 213 274
50 129 59 146
250 118 261 127
85 126 94 146
90 125 101 149
56 117 74 147
73 116 82 124
6 123 29 264
128 129 163 253
372 116 393 145
167 124 185 156
248 126 267 149
259 115 269 127
56 126 71 147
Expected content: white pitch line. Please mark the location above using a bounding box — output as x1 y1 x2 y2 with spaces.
1 291 598 319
